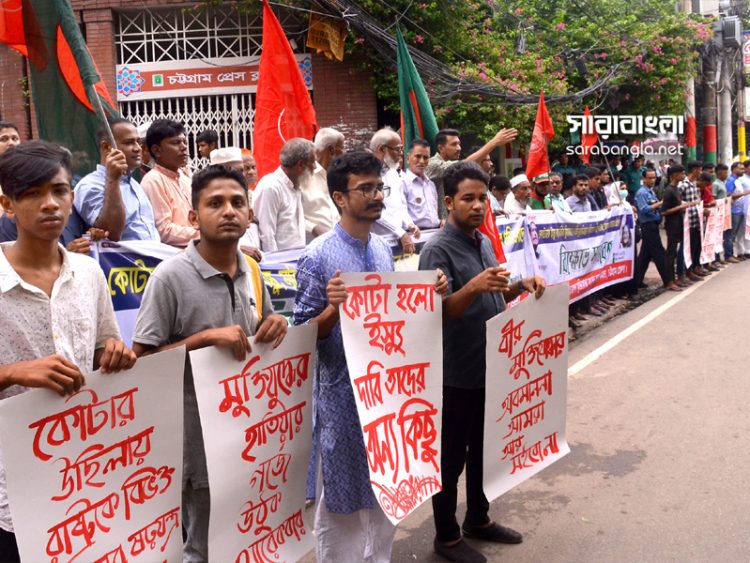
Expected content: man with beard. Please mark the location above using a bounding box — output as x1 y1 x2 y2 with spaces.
529 173 551 210
370 128 420 254
253 138 315 252
141 119 199 246
293 151 448 560
426 128 517 220
503 174 532 214
402 138 441 229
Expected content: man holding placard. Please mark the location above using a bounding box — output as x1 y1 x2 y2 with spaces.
294 151 448 562
131 164 288 562
419 161 545 563
0 141 137 561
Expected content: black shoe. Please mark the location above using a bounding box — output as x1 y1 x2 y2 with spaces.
462 522 523 544
434 538 487 563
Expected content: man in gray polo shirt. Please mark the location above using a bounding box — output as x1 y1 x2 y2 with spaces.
419 161 544 563
132 165 288 563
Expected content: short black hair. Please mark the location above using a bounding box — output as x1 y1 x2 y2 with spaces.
512 166 525 176
715 163 728 172
96 117 133 145
697 172 713 185
686 161 703 173
642 168 657 177
0 140 72 198
196 129 218 145
443 161 488 198
408 138 430 151
731 161 743 172
327 151 382 198
702 163 715 170
584 167 601 179
0 121 19 134
742 159 750 168
668 164 685 178
574 174 590 184
191 164 247 209
146 119 185 157
489 175 511 191
435 129 460 148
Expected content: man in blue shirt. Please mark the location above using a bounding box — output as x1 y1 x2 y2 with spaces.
294 151 447 561
634 169 670 289
74 118 159 241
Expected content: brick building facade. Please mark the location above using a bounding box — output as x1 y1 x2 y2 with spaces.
0 1 379 154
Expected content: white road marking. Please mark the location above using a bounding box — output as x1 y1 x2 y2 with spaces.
569 268 724 378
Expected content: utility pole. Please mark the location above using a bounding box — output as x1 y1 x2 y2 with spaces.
702 45 718 165
683 0 697 161
719 52 733 164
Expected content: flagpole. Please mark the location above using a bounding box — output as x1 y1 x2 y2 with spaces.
596 137 623 203
87 84 116 148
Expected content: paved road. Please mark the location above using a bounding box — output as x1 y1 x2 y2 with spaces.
384 260 750 562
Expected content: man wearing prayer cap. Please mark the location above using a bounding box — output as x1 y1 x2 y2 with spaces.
529 172 551 210
210 147 244 171
504 174 532 214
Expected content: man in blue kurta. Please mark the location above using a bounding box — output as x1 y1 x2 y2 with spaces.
294 151 446 561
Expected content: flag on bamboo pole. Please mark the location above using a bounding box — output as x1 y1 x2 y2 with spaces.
580 105 598 165
396 27 439 153
525 91 555 181
254 0 317 179
0 0 117 175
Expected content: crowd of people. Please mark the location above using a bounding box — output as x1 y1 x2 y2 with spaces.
0 113 746 563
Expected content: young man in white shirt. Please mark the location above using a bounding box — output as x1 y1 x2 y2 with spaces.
0 141 137 561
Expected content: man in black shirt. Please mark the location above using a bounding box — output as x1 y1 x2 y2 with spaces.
662 164 699 288
419 161 545 563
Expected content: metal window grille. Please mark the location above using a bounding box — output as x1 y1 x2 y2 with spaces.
120 94 255 171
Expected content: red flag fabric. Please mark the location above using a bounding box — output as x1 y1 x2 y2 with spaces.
0 0 26 55
253 0 318 179
580 105 598 165
478 203 507 264
525 91 555 181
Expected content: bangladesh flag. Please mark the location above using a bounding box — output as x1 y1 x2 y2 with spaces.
396 27 439 153
0 0 117 175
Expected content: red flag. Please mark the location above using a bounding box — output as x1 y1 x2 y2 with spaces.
253 0 318 179
525 91 555 181
478 204 507 264
580 105 598 164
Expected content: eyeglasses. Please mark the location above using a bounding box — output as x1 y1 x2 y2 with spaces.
385 145 403 153
345 183 390 198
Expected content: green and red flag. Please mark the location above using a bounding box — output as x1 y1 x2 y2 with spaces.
0 0 117 175
396 27 439 153
253 0 318 179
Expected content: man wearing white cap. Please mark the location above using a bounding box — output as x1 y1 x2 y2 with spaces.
133 121 153 183
300 127 343 241
210 147 263 261
503 174 532 214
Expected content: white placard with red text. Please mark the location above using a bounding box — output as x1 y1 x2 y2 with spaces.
483 284 570 501
340 271 443 525
701 205 724 263
683 205 693 269
190 325 316 563
0 347 185 563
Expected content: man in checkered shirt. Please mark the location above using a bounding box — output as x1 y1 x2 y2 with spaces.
678 161 709 279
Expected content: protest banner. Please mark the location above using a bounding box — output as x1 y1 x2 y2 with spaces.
701 205 724 264
0 348 185 563
683 206 693 270
724 198 732 231
525 207 635 302
91 240 179 347
496 215 533 285
189 325 316 562
483 283 570 502
339 271 443 524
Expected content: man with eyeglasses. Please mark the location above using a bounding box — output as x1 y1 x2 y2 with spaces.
370 127 420 254
425 127 518 220
293 151 448 561
402 138 441 230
